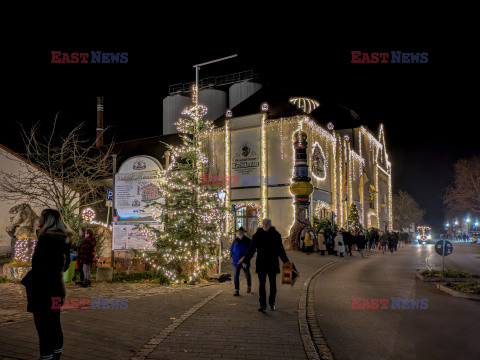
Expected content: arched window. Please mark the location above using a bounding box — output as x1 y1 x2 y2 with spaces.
235 204 260 237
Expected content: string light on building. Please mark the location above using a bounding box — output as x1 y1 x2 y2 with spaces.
327 122 334 131
261 102 269 112
82 208 95 223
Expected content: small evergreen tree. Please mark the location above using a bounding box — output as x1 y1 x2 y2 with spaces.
141 86 227 282
347 203 362 232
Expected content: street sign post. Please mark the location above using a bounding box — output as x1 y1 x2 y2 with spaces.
435 240 453 271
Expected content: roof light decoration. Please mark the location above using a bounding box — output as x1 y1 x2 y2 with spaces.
226 109 232 118
327 122 334 131
261 102 269 112
344 134 350 141
289 97 320 114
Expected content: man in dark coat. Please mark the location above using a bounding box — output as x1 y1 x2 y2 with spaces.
238 219 289 313
20 209 70 360
230 227 252 296
343 230 355 256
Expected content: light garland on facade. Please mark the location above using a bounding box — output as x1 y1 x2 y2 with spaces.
314 201 331 219
261 114 268 220
225 118 231 233
311 141 328 181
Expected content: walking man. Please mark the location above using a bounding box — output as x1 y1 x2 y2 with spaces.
230 227 252 296
238 219 289 313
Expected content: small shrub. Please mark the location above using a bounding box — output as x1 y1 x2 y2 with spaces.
449 282 480 294
421 269 478 278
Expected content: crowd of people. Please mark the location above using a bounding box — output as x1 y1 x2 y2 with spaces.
301 227 413 257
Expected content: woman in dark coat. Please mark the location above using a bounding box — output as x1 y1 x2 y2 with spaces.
20 209 70 360
356 231 366 258
78 228 96 287
230 227 252 296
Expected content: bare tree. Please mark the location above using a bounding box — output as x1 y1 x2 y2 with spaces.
444 155 480 216
392 190 425 230
0 114 113 223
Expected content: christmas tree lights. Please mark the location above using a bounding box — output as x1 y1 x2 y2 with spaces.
138 85 228 282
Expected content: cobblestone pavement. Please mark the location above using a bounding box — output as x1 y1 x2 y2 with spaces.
0 250 374 360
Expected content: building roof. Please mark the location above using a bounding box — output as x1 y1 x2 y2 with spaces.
213 84 365 132
100 133 182 168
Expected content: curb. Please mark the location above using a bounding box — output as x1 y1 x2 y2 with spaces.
130 289 224 360
298 259 345 360
416 274 480 283
436 283 480 300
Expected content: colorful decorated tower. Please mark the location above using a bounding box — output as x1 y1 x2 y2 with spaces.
287 130 314 249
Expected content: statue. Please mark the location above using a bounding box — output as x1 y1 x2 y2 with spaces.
9 203 40 239
8 203 40 263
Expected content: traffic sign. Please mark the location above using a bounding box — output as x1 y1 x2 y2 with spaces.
106 189 113 201
435 240 453 256
106 200 113 207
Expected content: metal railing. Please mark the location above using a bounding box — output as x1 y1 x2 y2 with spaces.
169 70 257 95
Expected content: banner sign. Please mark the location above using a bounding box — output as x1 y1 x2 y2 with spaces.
112 222 163 250
231 128 261 186
115 156 163 220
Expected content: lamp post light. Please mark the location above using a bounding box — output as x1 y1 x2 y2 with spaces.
465 217 471 241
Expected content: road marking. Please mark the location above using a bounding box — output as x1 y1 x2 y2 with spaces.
130 289 224 360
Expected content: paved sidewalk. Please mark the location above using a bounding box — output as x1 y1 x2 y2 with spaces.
0 249 376 359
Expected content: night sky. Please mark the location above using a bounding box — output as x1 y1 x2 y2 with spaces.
3 18 473 232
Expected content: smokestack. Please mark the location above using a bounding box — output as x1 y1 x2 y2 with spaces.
96 96 104 148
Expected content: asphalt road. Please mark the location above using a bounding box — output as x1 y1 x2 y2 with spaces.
314 245 480 360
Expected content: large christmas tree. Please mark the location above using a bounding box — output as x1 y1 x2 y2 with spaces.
141 85 228 282
347 203 362 232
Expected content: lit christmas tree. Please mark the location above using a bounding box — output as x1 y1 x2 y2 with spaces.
347 203 362 232
140 85 228 282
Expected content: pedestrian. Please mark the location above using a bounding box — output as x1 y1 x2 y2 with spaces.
230 227 252 296
238 219 289 313
78 228 96 287
356 230 366 258
380 231 387 254
366 229 372 252
387 232 395 254
393 232 399 251
20 209 71 360
334 230 345 257
74 228 86 285
326 233 334 255
343 230 354 256
304 227 315 253
317 229 327 256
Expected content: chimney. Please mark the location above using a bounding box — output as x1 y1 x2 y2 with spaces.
96 96 104 148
